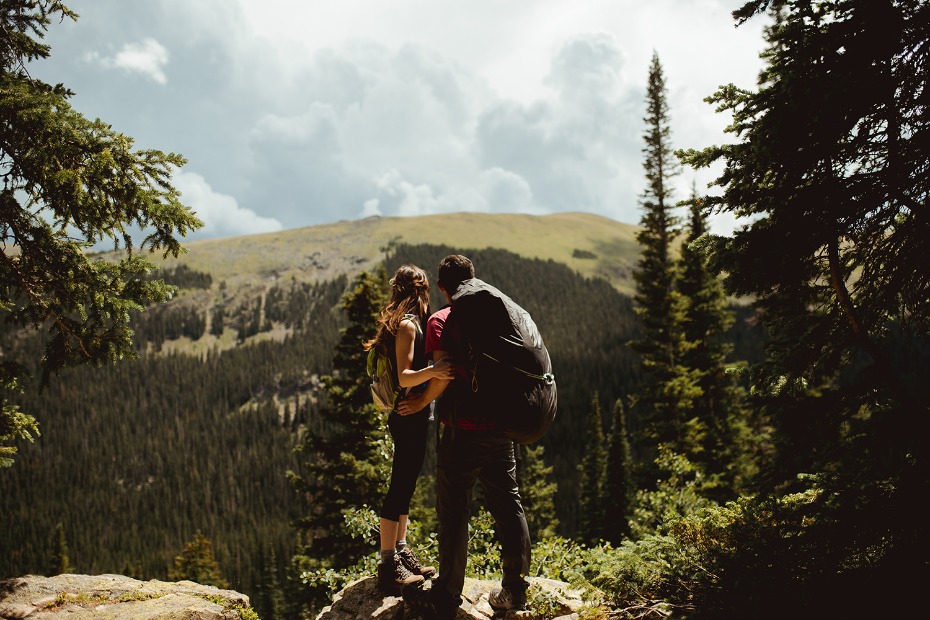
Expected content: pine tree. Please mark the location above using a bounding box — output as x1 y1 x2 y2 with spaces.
1 0 201 467
577 393 607 544
254 546 285 620
678 0 930 606
676 191 744 500
47 522 73 575
210 305 226 337
629 52 701 480
168 532 228 588
603 398 633 544
516 443 559 540
287 270 390 592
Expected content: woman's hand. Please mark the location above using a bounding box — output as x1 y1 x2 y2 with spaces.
429 357 455 380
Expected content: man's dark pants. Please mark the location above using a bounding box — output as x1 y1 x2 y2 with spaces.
431 425 531 607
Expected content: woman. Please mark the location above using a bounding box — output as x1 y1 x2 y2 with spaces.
364 264 453 595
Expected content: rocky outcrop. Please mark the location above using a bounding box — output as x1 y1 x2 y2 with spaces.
317 576 587 620
0 574 254 620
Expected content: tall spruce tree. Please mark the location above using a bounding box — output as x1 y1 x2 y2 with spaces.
287 270 390 608
47 522 73 575
679 0 930 606
676 192 744 499
630 52 700 480
603 398 633 544
168 532 228 588
517 443 559 540
254 546 285 620
1 0 200 467
577 393 607 544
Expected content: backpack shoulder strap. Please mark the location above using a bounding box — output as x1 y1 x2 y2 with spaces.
400 313 422 335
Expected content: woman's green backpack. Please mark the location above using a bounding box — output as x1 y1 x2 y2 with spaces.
366 314 422 412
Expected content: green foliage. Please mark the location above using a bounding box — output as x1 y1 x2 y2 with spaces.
577 394 607 544
629 447 717 540
288 270 393 613
461 506 503 580
253 545 286 620
517 443 559 540
674 2 929 611
0 372 37 468
524 582 584 620
231 604 261 620
679 0 929 482
209 305 225 336
568 541 660 607
0 275 345 596
528 536 586 582
676 197 756 501
0 0 201 467
298 505 433 605
603 398 633 544
47 522 73 575
169 532 229 589
571 473 919 618
571 249 598 260
147 265 213 290
630 53 703 481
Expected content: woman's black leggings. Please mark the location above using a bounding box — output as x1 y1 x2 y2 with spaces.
380 408 430 521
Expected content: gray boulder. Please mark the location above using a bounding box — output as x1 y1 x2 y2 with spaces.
316 576 586 620
0 574 253 620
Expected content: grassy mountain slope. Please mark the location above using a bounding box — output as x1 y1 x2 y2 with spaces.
158 212 641 296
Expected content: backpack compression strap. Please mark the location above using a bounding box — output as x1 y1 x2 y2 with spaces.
472 351 556 392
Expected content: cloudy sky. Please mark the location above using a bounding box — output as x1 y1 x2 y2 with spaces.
32 0 768 241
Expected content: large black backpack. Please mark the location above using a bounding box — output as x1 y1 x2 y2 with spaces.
444 278 556 444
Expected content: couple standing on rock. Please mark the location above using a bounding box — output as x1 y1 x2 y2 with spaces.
362 255 532 620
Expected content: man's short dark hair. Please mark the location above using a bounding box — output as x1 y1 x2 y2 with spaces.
438 254 475 292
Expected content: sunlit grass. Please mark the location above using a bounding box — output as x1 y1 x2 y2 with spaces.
152 212 642 295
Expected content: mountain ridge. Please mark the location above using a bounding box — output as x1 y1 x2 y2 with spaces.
157 212 641 296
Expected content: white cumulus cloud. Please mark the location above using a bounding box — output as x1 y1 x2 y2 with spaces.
476 168 536 213
85 38 170 84
174 171 283 239
44 0 769 237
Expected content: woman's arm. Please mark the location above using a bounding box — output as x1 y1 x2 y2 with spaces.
395 318 453 388
396 349 452 415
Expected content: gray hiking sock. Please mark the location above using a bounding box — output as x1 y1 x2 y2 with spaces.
395 539 407 551
380 549 395 564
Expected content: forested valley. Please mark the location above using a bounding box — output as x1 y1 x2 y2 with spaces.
3 1 927 619
0 242 768 608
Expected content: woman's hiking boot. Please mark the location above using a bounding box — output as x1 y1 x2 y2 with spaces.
397 546 436 578
377 554 424 595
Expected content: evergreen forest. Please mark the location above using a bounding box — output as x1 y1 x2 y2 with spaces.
2 2 927 620
0 244 769 605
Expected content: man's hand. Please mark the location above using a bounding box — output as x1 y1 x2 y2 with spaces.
396 394 426 416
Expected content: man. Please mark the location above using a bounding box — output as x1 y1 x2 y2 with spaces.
397 254 531 620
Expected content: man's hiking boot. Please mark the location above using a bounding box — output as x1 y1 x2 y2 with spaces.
402 581 459 620
488 586 527 612
397 546 436 578
377 554 424 596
